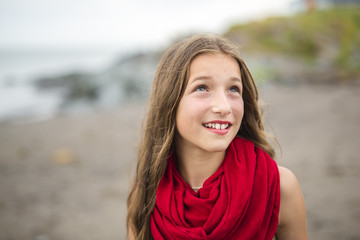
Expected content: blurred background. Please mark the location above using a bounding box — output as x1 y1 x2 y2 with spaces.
0 0 359 239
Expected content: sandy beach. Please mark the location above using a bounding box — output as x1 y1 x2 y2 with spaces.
1 83 360 240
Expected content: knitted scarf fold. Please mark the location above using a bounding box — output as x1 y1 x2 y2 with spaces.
151 137 280 239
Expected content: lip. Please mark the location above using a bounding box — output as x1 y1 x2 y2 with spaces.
204 120 232 125
202 120 232 135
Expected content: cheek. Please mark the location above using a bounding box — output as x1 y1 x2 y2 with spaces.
231 100 244 122
176 98 208 129
178 97 208 118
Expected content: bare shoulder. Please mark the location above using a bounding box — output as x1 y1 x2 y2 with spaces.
278 166 300 196
276 166 309 240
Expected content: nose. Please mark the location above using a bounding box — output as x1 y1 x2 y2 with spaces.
211 92 231 115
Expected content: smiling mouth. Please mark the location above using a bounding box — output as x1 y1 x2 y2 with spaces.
203 123 231 130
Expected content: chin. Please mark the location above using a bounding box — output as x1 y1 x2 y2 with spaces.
204 140 232 152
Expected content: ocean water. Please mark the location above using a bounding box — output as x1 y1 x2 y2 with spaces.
0 48 120 123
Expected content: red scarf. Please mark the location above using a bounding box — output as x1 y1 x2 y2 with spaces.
151 137 280 239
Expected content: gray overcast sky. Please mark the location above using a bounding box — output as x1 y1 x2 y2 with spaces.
0 0 293 50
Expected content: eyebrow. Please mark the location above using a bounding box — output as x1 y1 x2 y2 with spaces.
229 77 242 83
188 76 211 83
189 76 242 84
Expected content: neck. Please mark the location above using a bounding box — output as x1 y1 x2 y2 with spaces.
175 142 226 189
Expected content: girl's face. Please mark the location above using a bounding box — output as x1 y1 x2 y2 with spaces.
175 53 244 154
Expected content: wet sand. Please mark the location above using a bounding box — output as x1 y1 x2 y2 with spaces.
0 83 359 239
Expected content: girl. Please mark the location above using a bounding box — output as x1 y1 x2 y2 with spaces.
127 34 308 239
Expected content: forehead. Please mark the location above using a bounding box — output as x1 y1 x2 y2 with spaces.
188 53 241 79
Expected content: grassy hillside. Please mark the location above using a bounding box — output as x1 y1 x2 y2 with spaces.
225 7 360 83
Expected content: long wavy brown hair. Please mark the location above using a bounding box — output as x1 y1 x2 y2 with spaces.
127 34 275 239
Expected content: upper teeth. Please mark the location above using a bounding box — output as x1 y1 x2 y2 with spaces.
205 123 229 130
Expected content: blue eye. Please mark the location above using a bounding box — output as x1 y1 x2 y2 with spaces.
229 86 240 93
195 85 207 92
